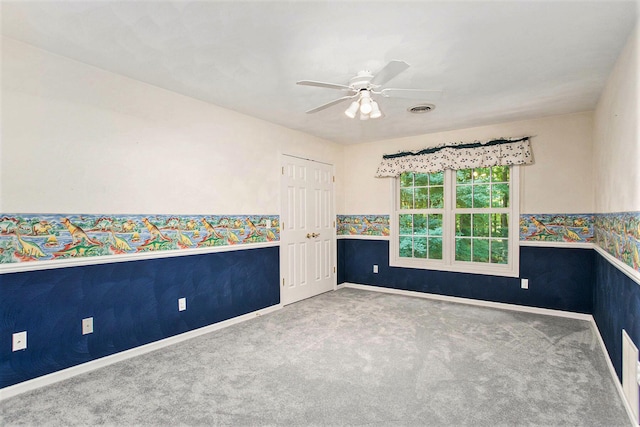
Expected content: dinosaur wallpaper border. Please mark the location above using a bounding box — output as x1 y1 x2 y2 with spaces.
2 212 637 273
0 214 280 265
337 215 390 237
519 213 594 243
593 212 640 273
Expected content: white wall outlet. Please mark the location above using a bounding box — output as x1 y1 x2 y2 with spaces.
12 331 27 351
373 265 379 273
82 317 94 335
265 220 271 228
521 278 529 289
178 297 187 311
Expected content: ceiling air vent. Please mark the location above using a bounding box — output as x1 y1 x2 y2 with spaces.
408 104 435 114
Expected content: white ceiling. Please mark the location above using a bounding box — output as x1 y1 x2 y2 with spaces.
1 1 637 144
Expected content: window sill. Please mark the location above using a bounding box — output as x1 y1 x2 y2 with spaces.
389 257 519 278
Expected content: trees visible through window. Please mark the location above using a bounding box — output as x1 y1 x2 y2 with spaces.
392 166 518 276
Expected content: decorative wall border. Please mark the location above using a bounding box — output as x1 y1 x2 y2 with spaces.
0 213 279 268
594 212 640 274
337 215 389 237
3 211 637 275
519 213 594 244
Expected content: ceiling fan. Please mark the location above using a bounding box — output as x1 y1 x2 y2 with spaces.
297 60 441 120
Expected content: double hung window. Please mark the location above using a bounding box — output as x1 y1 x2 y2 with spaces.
391 166 519 277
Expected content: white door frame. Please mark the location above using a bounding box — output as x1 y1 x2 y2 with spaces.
280 154 337 305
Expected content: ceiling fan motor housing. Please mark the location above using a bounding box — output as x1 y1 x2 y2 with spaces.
349 71 375 90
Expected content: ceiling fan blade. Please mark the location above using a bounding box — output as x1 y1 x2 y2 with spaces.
305 94 358 114
370 60 410 86
297 80 354 91
379 88 443 100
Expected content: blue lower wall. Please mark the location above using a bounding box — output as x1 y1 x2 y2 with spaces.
338 239 593 313
0 246 280 388
3 238 638 398
593 252 640 383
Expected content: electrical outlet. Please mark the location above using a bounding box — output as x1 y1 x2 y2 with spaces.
12 331 27 351
82 317 94 335
373 265 379 273
521 278 529 289
178 297 187 311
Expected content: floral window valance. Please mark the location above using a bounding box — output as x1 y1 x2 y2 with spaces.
375 137 533 177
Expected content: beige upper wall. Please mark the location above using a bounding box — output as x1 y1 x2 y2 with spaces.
1 37 344 214
4 32 626 218
342 112 595 215
594 24 639 213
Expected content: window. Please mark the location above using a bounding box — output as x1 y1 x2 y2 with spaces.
390 166 519 277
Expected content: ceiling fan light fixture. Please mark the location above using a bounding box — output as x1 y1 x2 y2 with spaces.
345 101 360 118
369 101 382 119
359 111 369 121
359 91 373 114
360 99 372 114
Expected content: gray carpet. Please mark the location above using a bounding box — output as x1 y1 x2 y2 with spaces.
0 287 631 426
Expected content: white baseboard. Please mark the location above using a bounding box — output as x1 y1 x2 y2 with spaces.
342 282 638 426
0 303 283 401
342 282 592 320
590 320 639 426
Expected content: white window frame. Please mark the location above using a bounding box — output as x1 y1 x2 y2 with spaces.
389 166 520 278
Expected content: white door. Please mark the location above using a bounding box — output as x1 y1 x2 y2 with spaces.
280 155 335 305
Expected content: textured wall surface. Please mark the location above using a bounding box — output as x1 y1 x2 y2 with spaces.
593 252 640 382
1 37 344 216
594 24 639 213
338 239 594 313
0 246 280 388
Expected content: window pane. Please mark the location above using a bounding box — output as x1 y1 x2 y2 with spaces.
415 187 428 209
491 166 510 183
473 168 490 183
491 214 509 238
399 236 413 257
429 171 444 185
400 188 414 209
413 237 427 258
400 173 414 187
428 214 443 236
413 214 427 235
491 239 509 264
491 183 509 208
399 214 413 235
456 214 471 236
472 239 490 262
473 214 490 237
455 238 472 261
473 184 490 208
475 214 491 237
456 185 472 208
428 238 442 259
429 186 444 208
457 169 472 184
415 173 429 187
